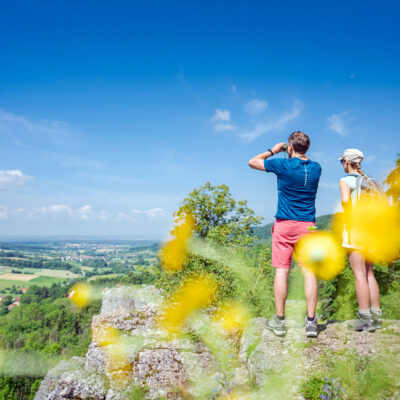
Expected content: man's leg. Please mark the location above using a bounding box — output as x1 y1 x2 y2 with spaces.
274 268 290 317
303 268 318 318
267 219 292 336
302 268 318 338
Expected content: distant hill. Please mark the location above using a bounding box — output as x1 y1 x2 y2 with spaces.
252 214 334 241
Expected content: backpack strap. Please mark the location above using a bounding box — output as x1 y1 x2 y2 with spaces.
355 175 364 201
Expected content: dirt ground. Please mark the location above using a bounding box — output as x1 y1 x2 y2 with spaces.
0 273 39 281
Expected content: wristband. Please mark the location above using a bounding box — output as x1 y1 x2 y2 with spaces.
267 148 274 155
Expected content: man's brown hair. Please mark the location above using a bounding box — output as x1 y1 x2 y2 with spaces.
288 131 310 154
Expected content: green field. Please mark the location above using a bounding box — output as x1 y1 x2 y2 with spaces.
15 268 81 279
0 276 66 296
88 273 121 281
0 266 13 274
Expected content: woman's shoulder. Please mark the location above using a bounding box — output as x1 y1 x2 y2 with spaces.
340 174 358 188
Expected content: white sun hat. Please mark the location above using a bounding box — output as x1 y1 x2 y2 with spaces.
339 149 364 164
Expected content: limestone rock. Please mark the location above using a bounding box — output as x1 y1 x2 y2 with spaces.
35 286 400 400
35 285 216 400
34 357 108 400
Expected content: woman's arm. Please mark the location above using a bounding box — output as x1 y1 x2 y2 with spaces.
339 179 352 217
339 179 350 203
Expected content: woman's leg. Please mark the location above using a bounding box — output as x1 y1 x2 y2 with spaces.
366 262 380 308
348 251 370 309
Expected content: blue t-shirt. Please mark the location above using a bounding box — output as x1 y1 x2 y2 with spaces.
264 157 321 222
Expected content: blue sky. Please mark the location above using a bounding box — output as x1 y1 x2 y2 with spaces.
0 0 399 237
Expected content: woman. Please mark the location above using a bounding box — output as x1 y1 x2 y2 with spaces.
339 148 382 331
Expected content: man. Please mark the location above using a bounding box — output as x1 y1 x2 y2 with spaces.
248 131 322 338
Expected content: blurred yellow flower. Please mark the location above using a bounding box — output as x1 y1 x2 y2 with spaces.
294 231 345 280
68 282 91 308
220 393 249 400
213 302 250 334
160 213 196 273
335 196 400 263
93 326 119 347
159 275 217 333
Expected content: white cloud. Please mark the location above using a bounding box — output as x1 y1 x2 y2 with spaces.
0 207 8 219
145 208 164 218
211 109 231 122
0 170 33 189
240 100 303 142
115 212 136 223
59 156 102 169
327 111 349 136
97 210 109 221
214 123 236 132
77 205 94 220
245 99 268 116
0 111 72 137
39 204 74 216
0 205 165 223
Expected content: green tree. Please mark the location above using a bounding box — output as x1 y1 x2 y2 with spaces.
155 183 274 312
384 154 400 204
2 296 13 306
176 182 263 246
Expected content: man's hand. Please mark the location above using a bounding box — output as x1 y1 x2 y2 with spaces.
248 142 287 171
271 142 287 154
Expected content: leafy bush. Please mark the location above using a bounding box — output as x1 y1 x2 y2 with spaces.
301 376 326 400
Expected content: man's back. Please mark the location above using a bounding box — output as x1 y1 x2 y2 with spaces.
264 157 321 222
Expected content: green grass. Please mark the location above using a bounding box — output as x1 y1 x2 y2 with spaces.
0 266 13 273
0 276 66 295
17 268 80 278
88 273 121 281
29 276 65 285
301 351 398 400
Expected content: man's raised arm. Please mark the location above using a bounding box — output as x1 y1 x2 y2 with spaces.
248 142 287 171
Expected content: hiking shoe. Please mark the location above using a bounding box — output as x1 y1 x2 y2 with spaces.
348 312 375 332
371 308 383 329
305 317 318 338
266 315 287 337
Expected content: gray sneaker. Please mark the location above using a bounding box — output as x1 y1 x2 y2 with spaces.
266 315 287 337
371 308 382 329
348 312 375 332
305 317 318 338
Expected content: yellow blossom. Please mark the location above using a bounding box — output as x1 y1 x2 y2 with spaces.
213 302 250 334
68 282 91 308
333 196 400 263
159 275 217 333
294 231 346 280
92 326 119 347
160 213 196 273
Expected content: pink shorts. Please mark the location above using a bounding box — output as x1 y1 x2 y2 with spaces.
271 218 316 269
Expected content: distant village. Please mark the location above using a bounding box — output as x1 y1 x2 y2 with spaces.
0 287 27 310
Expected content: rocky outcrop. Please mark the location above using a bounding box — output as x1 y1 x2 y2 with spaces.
35 286 215 400
35 286 400 400
240 317 400 388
